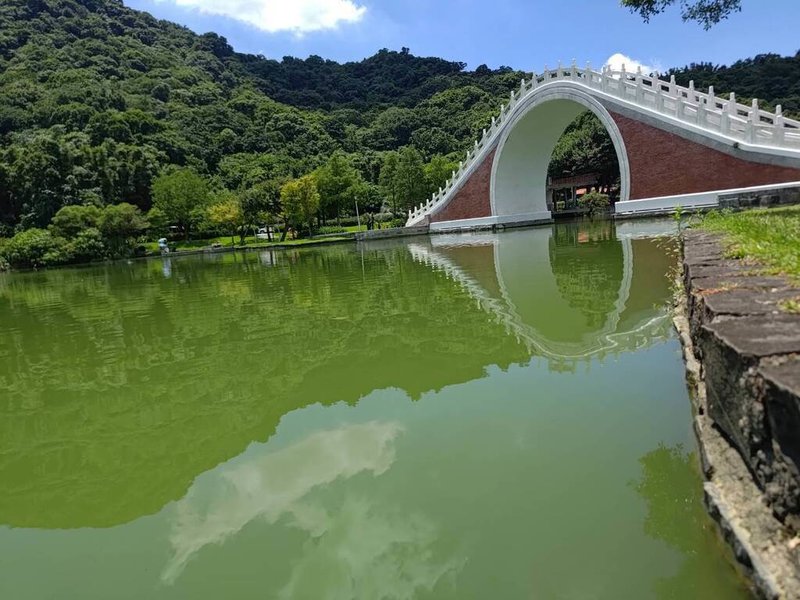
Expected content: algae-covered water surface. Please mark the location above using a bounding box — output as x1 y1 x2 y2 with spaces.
0 220 750 599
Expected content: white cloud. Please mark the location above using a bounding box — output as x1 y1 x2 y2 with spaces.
158 0 367 34
604 53 662 75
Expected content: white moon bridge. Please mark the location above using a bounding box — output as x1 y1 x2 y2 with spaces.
406 63 800 230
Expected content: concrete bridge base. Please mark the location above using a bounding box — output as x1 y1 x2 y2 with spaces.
429 213 552 233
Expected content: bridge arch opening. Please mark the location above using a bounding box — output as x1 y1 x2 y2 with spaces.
490 90 630 220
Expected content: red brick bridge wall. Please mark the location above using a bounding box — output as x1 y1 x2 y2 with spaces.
431 148 496 223
610 112 800 200
429 114 800 223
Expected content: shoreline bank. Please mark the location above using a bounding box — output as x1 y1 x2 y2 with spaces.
1 210 696 273
0 235 357 273
676 229 800 599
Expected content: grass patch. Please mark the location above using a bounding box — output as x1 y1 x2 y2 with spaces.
142 235 248 252
697 206 800 279
143 225 384 253
143 234 352 254
250 236 351 247
779 298 800 314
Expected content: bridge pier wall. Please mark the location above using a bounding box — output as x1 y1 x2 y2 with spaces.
610 111 800 201
430 148 496 223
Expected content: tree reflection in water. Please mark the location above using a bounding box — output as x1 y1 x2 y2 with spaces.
0 246 528 529
633 445 751 599
549 219 623 329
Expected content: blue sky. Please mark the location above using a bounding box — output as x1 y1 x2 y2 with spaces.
126 0 800 72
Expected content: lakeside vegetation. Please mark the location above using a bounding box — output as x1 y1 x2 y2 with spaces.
699 206 800 279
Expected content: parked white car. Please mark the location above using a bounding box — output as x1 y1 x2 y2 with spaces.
256 226 274 240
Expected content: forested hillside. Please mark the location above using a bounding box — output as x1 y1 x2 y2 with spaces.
0 0 528 233
0 0 798 267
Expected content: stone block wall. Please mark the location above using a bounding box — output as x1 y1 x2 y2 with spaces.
719 185 800 210
683 230 800 528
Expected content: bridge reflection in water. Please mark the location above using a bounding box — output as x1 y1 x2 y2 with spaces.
0 220 750 600
408 219 676 368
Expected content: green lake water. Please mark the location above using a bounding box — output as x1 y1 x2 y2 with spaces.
0 219 751 599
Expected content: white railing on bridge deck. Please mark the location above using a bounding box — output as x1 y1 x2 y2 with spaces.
406 62 800 226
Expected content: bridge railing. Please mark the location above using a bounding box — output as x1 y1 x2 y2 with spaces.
406 63 800 226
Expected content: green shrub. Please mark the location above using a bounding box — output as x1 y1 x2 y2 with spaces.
41 238 72 267
0 239 8 272
67 227 106 263
337 216 360 227
99 203 148 257
579 190 611 215
2 229 69 269
50 205 102 238
317 225 347 235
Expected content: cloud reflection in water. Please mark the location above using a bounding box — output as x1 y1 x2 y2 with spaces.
163 420 464 597
279 495 465 600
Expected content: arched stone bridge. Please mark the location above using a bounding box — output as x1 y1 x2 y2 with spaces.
406 63 800 230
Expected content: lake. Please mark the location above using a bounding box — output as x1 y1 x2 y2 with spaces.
0 219 750 599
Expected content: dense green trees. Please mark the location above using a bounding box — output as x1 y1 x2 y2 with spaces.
281 176 321 236
208 194 244 245
0 0 528 239
547 112 620 191
99 202 149 255
378 152 401 215
424 155 458 197
392 147 427 214
240 183 280 237
151 168 209 239
374 148 433 215
50 205 103 239
315 152 363 223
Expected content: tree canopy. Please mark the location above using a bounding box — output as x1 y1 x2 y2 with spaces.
622 0 742 29
151 168 209 239
281 175 320 236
